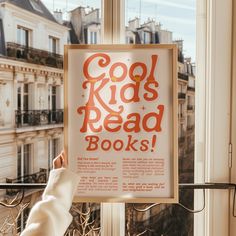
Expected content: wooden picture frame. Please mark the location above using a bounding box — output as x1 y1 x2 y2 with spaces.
64 44 178 203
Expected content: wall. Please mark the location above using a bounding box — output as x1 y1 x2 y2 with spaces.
0 2 68 54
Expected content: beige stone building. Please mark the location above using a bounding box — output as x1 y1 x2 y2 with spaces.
0 0 68 233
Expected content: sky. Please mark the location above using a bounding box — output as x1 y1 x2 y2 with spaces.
42 0 196 60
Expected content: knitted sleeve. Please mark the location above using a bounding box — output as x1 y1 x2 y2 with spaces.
20 168 79 236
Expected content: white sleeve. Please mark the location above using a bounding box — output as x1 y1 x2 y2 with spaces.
20 168 79 236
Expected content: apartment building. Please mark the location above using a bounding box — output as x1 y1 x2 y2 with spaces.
0 0 68 233
65 6 101 44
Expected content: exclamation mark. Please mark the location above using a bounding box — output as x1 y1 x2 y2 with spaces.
151 135 157 152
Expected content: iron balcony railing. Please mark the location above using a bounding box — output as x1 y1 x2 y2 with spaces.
15 109 63 128
0 183 235 234
6 42 63 69
178 93 186 99
187 86 195 92
5 169 47 196
178 72 188 81
187 105 194 111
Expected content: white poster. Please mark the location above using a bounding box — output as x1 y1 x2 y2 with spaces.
65 45 178 203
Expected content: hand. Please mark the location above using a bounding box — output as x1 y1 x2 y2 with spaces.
53 151 68 169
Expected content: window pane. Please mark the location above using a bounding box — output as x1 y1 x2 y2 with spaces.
125 0 196 235
24 144 31 176
17 146 22 178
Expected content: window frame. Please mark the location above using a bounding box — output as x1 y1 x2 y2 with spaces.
17 25 32 47
49 35 59 54
48 138 59 170
17 143 33 179
195 0 232 235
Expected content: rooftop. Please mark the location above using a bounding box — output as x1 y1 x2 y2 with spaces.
0 0 58 24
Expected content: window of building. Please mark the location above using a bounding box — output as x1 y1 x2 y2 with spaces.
29 0 43 13
120 0 196 235
17 83 30 111
17 144 33 179
126 36 134 44
48 138 59 170
17 83 31 125
49 36 59 54
90 31 97 44
48 85 57 110
143 31 150 44
17 26 31 47
48 85 58 122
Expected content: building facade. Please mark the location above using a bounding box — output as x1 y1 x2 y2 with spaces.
0 0 68 233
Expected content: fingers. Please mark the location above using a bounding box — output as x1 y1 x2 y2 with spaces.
61 151 68 168
53 150 68 169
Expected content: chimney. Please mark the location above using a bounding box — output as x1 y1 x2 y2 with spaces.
54 9 63 24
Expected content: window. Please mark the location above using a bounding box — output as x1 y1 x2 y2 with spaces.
48 85 58 122
48 138 59 170
51 86 57 110
48 85 57 110
143 31 150 44
122 0 196 235
49 36 59 54
17 26 31 47
17 144 32 179
17 83 29 111
17 83 31 125
90 31 98 44
29 0 43 13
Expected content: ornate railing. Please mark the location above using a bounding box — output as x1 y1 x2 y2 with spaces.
15 109 63 128
187 105 194 111
187 86 195 92
0 186 101 236
6 169 47 196
187 125 195 132
178 93 186 99
178 72 188 81
6 42 63 69
0 183 235 235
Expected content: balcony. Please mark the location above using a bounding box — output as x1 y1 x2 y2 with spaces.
178 72 188 82
5 168 47 196
15 109 63 128
178 93 186 102
178 93 186 99
6 42 63 69
187 86 195 92
187 105 194 111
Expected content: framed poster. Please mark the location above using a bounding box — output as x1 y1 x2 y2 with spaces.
64 44 178 203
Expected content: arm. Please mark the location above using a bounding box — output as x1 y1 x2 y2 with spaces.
21 153 79 236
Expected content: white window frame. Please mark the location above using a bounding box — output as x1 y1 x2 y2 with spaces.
48 138 60 171
17 143 33 179
230 1 236 235
100 0 234 235
17 26 32 47
49 35 59 54
195 0 232 235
